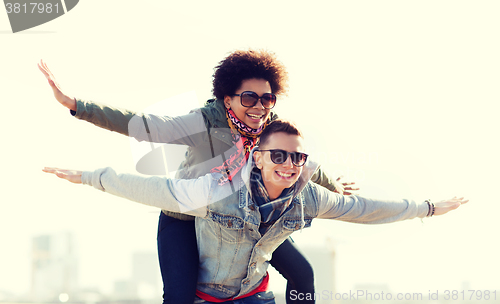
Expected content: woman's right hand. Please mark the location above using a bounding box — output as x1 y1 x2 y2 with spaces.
38 60 77 111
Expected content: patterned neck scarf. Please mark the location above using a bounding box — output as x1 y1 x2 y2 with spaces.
211 109 270 185
250 168 295 235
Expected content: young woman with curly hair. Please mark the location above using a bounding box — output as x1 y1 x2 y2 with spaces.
39 49 357 303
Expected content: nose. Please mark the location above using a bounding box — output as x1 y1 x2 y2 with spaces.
281 155 294 168
252 98 265 109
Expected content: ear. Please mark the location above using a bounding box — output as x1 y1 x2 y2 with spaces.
253 151 263 169
223 95 232 109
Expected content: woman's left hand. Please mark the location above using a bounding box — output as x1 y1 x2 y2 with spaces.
43 167 82 184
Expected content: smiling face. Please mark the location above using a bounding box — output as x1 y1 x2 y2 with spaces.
253 132 305 200
224 78 272 129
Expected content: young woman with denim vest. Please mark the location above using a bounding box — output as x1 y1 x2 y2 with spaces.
39 50 358 303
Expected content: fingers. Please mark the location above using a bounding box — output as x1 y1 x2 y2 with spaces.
42 167 60 174
38 61 48 77
55 170 67 179
343 190 359 195
38 60 57 82
38 61 77 110
39 59 49 73
42 167 71 176
43 167 65 179
334 179 360 195
433 197 469 216
38 60 52 76
448 197 468 205
43 167 69 177
43 167 82 184
343 186 360 191
342 181 359 194
38 60 57 89
342 182 357 189
336 178 360 193
437 197 468 207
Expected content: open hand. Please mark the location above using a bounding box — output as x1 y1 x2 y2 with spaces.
43 167 82 184
433 197 469 216
334 176 360 195
38 60 77 111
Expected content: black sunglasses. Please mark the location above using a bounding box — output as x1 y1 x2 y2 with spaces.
258 149 308 167
231 91 277 109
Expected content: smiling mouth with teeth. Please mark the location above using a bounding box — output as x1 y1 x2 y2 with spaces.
247 113 263 119
276 171 294 178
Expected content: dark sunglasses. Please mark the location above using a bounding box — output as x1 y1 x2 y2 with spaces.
231 91 277 109
258 149 308 167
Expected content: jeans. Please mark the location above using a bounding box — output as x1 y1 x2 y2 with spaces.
157 212 315 304
157 212 199 304
270 238 315 304
194 291 275 304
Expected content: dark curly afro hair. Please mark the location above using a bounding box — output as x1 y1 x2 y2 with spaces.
212 49 289 100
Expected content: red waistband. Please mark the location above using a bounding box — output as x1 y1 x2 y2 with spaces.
195 273 269 302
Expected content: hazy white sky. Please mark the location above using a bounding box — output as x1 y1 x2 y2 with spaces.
1 0 499 299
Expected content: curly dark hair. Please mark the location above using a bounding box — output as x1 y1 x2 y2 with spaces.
212 49 289 100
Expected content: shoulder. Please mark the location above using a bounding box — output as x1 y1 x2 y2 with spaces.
301 181 320 200
199 99 228 128
294 182 321 217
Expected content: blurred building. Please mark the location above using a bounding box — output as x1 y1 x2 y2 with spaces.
30 231 78 302
112 251 161 302
132 252 161 300
113 280 138 301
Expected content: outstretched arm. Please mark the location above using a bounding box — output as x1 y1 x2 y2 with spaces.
38 61 208 146
311 183 468 223
42 167 212 217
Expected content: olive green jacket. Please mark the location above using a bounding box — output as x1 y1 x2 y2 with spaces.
72 98 338 220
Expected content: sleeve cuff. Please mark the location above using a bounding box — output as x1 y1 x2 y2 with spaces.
81 168 107 191
81 171 92 186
